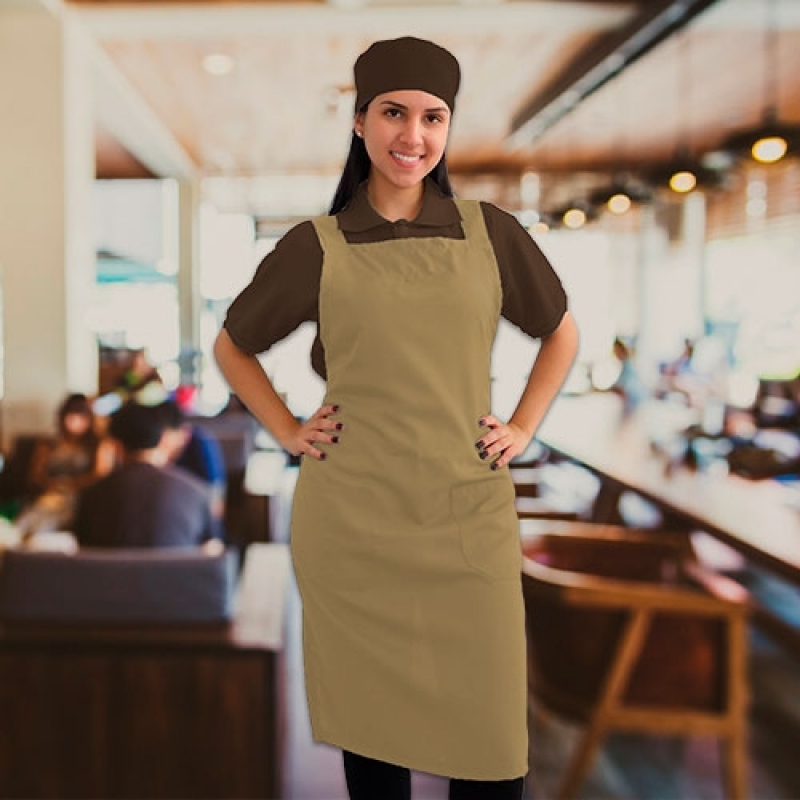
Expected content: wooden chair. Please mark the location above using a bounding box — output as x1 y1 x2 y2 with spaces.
520 523 749 800
510 461 582 521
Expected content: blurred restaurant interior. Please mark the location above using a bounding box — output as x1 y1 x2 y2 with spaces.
1 0 800 797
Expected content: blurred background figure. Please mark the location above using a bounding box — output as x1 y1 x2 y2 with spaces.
591 337 647 413
15 393 115 538
157 399 227 530
115 348 164 404
73 402 220 549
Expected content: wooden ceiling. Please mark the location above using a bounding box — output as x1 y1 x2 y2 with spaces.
69 0 800 214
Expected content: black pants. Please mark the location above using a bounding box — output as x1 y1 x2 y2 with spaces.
342 750 525 800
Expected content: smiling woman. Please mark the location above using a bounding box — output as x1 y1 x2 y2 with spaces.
213 35 578 800
354 92 451 210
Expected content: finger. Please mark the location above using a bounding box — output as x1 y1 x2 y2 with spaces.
316 417 344 433
478 429 511 457
317 403 341 418
490 445 516 470
305 428 340 445
301 442 327 461
475 421 502 449
479 414 501 429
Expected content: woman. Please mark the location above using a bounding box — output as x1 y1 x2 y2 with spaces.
18 393 115 536
214 36 578 800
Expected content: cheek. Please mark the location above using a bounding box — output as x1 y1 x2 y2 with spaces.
427 128 449 158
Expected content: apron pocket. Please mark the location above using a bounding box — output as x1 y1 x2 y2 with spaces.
451 477 521 581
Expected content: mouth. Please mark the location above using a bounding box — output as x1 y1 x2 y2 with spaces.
391 151 424 167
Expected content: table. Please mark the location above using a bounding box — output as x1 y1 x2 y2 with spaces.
535 393 800 654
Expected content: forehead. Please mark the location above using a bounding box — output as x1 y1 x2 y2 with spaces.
371 89 450 112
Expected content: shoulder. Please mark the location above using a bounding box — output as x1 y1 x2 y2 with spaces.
478 201 529 240
163 465 212 499
268 219 323 259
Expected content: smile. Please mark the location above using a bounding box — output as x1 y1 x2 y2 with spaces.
391 152 423 165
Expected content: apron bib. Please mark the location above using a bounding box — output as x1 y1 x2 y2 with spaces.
289 199 528 780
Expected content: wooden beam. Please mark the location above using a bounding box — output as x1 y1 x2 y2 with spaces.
507 0 725 149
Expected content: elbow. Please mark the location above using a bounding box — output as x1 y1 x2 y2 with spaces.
213 327 235 371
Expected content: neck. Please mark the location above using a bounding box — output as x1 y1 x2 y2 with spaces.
366 175 425 222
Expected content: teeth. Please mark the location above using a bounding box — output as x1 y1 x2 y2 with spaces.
392 152 421 163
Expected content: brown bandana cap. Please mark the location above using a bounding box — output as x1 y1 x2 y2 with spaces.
354 36 461 113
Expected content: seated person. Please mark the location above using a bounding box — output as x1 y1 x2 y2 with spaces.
157 400 227 526
15 393 115 537
73 402 220 549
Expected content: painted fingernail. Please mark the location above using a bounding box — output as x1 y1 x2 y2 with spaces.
479 449 488 460
332 404 340 412
336 422 344 431
490 462 498 470
332 436 339 444
320 452 327 461
475 441 483 450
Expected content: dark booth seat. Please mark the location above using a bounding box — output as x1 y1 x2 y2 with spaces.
0 547 238 624
0 543 289 800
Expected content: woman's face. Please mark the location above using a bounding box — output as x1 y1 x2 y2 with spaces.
355 90 451 192
63 411 91 438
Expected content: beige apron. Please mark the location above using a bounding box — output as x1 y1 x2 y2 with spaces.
290 199 528 780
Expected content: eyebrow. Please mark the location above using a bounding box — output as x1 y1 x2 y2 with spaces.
378 100 449 114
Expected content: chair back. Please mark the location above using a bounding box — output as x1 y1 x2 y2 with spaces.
0 547 238 624
522 529 728 721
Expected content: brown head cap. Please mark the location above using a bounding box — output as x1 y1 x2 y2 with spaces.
354 36 461 113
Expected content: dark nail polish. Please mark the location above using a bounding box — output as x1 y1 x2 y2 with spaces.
336 422 344 431
479 449 488 460
490 462 498 470
332 404 340 412
332 436 339 444
320 452 327 461
475 441 483 450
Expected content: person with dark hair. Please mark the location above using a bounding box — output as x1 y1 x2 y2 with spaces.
214 36 578 799
73 402 219 549
157 400 227 524
15 393 115 536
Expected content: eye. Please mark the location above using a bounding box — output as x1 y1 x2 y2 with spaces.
384 108 402 118
426 113 445 124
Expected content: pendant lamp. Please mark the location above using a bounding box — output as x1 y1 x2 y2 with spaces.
703 0 799 169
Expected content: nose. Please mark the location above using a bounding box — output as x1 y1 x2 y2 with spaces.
399 116 424 147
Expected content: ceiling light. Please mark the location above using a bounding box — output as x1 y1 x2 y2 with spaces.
751 134 788 164
705 0 794 167
563 208 586 229
669 170 697 193
607 193 631 214
203 53 235 76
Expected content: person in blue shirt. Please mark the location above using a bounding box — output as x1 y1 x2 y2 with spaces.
157 400 227 530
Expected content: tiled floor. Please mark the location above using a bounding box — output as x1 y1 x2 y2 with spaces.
271 465 800 800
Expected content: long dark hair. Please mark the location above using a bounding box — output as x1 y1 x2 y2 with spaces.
57 393 98 449
328 104 455 215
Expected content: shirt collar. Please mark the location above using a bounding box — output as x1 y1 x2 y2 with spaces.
337 176 462 232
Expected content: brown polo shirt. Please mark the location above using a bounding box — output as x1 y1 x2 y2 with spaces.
224 178 567 380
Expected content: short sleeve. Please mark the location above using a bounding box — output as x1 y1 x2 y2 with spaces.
480 202 567 339
223 220 323 355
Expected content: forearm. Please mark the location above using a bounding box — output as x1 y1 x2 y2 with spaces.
508 311 579 439
213 328 300 449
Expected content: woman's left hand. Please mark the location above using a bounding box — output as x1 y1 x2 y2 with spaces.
475 415 531 470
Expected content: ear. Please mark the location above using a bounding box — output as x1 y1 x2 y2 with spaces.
354 111 365 139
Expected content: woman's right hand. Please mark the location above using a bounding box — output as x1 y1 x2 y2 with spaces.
283 404 343 460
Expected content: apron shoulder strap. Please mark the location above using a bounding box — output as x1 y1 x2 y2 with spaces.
453 198 490 244
310 214 343 254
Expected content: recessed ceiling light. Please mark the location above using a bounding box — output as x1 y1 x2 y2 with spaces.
203 53 235 77
563 208 586 229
